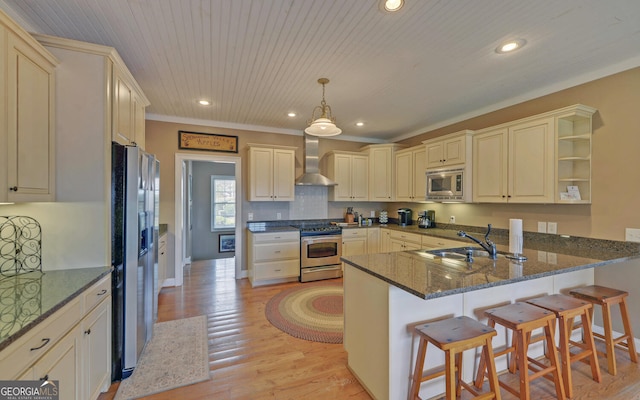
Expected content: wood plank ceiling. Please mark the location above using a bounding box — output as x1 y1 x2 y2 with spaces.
3 0 640 142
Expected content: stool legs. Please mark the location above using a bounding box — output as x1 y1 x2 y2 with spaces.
558 312 601 397
601 297 638 375
410 338 428 399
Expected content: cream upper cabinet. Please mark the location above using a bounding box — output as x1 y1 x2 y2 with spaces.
247 145 296 201
395 145 426 202
473 117 555 203
324 151 369 201
424 130 472 169
1 12 58 202
113 66 148 148
361 144 405 201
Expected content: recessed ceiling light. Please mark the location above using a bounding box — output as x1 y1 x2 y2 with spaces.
287 112 296 117
356 122 364 127
380 0 404 12
495 39 526 54
198 99 210 106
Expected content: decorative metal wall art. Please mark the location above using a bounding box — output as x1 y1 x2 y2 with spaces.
0 216 42 276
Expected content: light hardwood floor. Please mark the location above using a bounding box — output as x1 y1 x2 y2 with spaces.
99 258 640 400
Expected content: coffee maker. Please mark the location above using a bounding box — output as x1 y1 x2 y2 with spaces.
418 210 436 228
397 208 413 226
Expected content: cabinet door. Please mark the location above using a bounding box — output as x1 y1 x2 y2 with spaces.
442 136 466 166
82 299 111 400
249 147 274 201
272 148 295 201
412 148 427 201
473 128 508 202
369 147 393 201
389 238 406 252
367 228 380 254
351 155 369 201
343 237 367 256
425 141 445 169
113 73 133 146
6 33 55 202
395 151 413 201
32 328 80 400
332 154 353 201
380 230 391 253
133 93 146 149
508 118 555 203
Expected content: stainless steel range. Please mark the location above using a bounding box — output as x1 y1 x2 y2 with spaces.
294 223 343 282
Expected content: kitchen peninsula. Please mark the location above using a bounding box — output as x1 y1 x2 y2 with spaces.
341 229 640 400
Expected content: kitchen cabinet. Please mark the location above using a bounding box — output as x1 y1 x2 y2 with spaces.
113 63 148 148
394 145 427 201
342 228 368 256
424 130 472 169
555 105 596 203
0 274 112 400
247 230 300 286
324 151 369 201
1 11 58 202
157 233 168 289
247 144 296 201
473 117 555 203
421 235 465 249
388 231 422 251
381 229 392 253
367 227 380 254
361 144 405 201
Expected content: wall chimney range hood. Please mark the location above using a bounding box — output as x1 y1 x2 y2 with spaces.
295 134 337 186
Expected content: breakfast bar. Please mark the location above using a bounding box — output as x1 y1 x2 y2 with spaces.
341 235 640 400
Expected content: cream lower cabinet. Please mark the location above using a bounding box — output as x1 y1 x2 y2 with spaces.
388 231 422 251
342 228 368 256
367 227 380 254
395 145 427 202
421 235 466 249
248 230 300 286
0 274 111 400
247 145 296 201
1 11 57 202
473 117 555 203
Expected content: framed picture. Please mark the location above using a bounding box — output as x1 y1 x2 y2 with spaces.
178 130 238 153
219 234 235 253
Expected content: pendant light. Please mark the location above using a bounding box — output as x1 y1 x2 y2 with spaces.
305 78 342 137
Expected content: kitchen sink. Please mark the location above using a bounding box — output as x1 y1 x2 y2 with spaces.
423 247 509 261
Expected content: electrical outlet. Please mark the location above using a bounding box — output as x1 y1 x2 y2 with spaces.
248 212 254 221
547 222 557 234
626 228 640 243
449 216 455 223
537 222 547 233
276 212 282 220
370 210 376 218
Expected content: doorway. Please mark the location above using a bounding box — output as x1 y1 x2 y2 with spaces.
174 153 242 286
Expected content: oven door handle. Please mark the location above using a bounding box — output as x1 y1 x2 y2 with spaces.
303 265 341 273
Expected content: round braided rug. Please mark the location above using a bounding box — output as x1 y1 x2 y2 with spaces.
265 282 343 343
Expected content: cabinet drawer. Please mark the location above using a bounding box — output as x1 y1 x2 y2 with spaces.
254 260 300 280
389 232 422 245
252 231 299 243
82 275 111 313
254 242 299 262
342 228 367 238
421 236 465 249
0 296 81 379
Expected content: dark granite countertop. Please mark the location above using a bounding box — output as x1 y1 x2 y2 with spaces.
0 266 112 352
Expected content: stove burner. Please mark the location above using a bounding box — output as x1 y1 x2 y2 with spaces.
292 223 342 237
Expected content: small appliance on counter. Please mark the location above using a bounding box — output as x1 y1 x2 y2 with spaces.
397 208 413 226
418 210 436 228
379 210 388 225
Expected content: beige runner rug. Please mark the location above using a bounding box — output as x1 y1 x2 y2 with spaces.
115 315 210 400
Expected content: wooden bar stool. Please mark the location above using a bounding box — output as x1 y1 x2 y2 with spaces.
474 302 565 400
409 316 501 400
569 285 638 375
526 294 601 398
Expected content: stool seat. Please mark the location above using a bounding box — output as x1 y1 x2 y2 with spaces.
476 302 565 400
526 294 601 398
410 316 501 400
569 285 638 375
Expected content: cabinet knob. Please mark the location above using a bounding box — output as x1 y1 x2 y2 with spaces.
502 195 506 198
85 328 92 335
9 186 18 192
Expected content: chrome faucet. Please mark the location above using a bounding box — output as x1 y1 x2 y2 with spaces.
457 224 497 259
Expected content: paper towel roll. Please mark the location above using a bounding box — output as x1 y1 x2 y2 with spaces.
509 219 523 254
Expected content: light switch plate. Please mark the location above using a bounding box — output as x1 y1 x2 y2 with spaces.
537 222 547 233
276 212 282 220
626 228 640 243
547 222 557 234
248 212 253 221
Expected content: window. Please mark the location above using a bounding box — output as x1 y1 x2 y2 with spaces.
211 176 236 230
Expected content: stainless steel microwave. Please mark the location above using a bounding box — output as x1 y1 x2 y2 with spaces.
426 168 465 201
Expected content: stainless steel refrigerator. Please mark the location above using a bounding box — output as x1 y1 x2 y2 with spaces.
111 142 158 380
